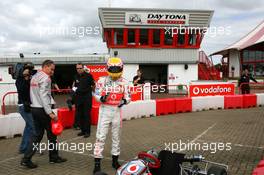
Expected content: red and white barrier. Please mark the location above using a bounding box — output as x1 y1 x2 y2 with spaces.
57 108 75 128
122 100 156 120
243 94 257 108
175 98 192 113
0 115 11 138
136 100 156 118
9 113 25 137
256 93 264 106
224 95 243 109
192 96 224 111
156 98 176 116
0 93 264 139
0 84 18 114
206 96 225 109
0 113 25 138
192 96 208 111
122 102 136 120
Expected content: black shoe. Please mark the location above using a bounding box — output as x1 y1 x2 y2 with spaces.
112 155 121 170
49 157 67 164
93 158 101 174
20 158 38 169
84 133 90 138
77 132 85 136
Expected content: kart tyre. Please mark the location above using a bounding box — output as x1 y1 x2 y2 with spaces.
207 166 227 175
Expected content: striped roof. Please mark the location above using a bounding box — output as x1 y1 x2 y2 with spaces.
98 7 214 29
211 20 264 56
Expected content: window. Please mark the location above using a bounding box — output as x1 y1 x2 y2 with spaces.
178 29 185 45
106 30 112 46
243 50 249 62
249 51 256 62
164 29 173 45
188 33 196 46
128 29 135 45
256 51 262 61
114 29 123 45
256 63 264 76
139 29 148 45
153 29 160 45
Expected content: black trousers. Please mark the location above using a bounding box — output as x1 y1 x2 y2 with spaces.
76 101 91 134
24 108 58 160
241 85 250 94
74 110 80 128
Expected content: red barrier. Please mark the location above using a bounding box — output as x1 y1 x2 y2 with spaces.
175 97 192 113
243 94 257 108
131 92 142 101
1 91 17 115
57 107 75 128
224 95 243 109
57 105 99 127
252 160 264 175
91 105 100 125
156 98 176 116
130 86 143 101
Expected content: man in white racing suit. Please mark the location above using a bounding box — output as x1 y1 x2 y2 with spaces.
93 57 131 174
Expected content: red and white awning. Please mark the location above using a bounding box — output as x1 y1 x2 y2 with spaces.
211 20 264 56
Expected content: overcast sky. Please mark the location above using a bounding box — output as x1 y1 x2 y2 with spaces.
0 0 263 57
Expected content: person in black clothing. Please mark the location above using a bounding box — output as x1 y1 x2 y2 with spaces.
238 69 258 94
74 63 95 138
15 68 35 154
70 71 81 129
133 69 145 86
66 71 82 129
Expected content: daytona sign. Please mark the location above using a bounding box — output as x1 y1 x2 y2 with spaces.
125 12 189 26
189 84 235 97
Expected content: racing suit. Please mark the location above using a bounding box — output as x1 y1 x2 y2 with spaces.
93 76 131 158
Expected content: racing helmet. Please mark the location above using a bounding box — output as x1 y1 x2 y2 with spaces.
107 57 123 79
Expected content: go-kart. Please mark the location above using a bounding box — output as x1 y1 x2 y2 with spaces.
116 149 228 175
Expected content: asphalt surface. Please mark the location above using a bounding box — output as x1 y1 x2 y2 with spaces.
0 107 264 175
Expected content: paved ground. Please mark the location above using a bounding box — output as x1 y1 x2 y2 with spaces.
0 107 264 175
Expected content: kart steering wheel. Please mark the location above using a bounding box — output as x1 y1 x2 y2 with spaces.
138 152 161 169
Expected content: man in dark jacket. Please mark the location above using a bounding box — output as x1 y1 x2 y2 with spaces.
133 69 145 86
71 71 81 129
74 63 95 138
238 69 258 94
16 68 35 154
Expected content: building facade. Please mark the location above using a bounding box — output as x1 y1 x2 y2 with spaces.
211 20 264 78
99 7 214 85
